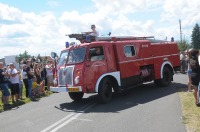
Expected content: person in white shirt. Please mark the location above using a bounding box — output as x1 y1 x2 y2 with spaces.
8 63 20 103
45 60 54 91
89 24 99 37
180 51 186 74
22 64 29 98
83 24 99 42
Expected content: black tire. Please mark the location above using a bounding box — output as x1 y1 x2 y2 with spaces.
68 92 84 101
98 78 113 103
154 67 172 87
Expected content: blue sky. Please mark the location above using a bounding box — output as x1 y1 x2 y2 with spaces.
0 0 94 14
0 0 199 59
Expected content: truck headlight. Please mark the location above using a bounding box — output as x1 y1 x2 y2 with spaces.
74 76 80 85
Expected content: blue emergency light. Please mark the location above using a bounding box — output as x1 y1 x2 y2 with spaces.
65 42 69 48
86 35 91 42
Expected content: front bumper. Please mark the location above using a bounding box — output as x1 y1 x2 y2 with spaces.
50 86 83 93
50 86 68 92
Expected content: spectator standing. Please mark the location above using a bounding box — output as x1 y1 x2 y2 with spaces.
45 60 54 91
188 49 200 106
26 60 35 99
18 71 23 100
22 64 29 98
186 49 193 92
40 63 47 91
8 63 20 103
180 51 186 74
0 62 11 107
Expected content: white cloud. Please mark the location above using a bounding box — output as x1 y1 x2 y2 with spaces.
162 0 200 27
0 3 22 21
0 4 66 58
92 0 163 15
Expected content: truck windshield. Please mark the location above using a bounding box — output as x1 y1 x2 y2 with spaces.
67 47 86 64
58 50 68 66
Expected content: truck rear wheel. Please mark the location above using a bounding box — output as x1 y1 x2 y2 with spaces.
68 92 84 101
98 78 113 103
154 67 172 87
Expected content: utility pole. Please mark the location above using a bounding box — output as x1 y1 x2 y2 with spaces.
179 19 182 44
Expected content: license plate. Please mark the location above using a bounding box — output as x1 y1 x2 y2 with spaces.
67 87 79 92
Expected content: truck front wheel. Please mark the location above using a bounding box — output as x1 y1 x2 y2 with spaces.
154 67 172 87
98 78 113 103
68 92 84 101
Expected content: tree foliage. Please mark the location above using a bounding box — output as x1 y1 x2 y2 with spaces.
177 40 191 51
17 50 31 63
191 23 200 49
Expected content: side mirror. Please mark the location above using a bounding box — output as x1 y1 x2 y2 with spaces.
51 52 57 58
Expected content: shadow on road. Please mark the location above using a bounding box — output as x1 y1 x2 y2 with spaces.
56 82 188 113
173 82 188 92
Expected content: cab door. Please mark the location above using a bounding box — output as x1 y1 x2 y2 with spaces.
84 46 108 92
122 43 140 88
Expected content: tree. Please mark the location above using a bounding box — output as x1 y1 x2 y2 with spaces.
177 40 191 51
17 50 31 63
191 23 200 49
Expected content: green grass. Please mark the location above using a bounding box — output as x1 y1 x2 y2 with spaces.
0 86 52 112
178 90 200 132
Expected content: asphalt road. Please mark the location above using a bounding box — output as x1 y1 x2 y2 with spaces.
0 73 187 132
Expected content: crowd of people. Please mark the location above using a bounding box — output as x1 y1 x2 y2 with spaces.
0 58 55 108
181 49 200 107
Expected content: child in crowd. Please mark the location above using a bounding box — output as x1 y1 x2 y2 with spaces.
32 77 44 98
19 75 24 99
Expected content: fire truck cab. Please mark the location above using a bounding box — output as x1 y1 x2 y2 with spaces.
51 35 180 103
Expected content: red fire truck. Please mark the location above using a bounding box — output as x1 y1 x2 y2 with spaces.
51 34 180 103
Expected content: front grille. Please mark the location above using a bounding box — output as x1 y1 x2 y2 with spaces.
58 68 66 86
58 66 74 86
65 66 73 86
